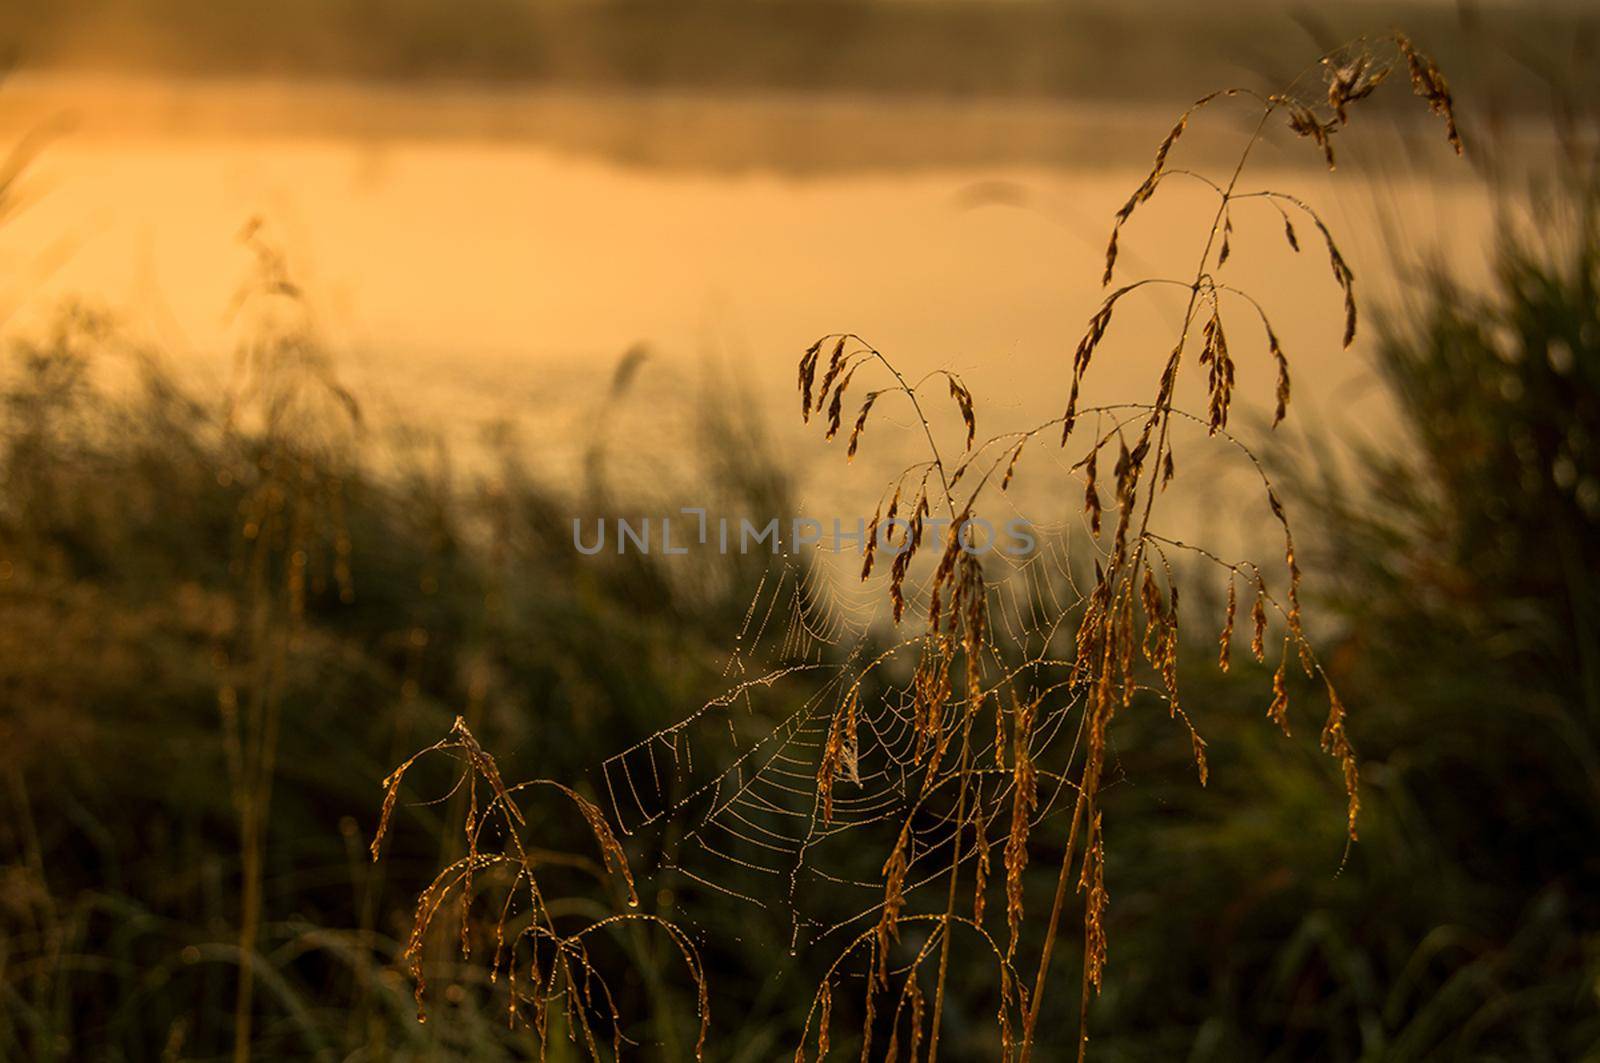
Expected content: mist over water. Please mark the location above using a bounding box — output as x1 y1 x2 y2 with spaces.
0 73 1499 558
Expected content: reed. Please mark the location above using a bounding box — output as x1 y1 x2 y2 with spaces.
219 221 361 1063
373 34 1463 1061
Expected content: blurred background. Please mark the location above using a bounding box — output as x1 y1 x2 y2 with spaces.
0 1 1596 1060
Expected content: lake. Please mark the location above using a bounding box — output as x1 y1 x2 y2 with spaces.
0 74 1499 557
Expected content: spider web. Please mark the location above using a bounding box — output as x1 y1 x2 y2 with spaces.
597 523 1099 955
